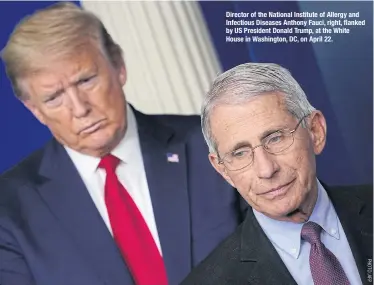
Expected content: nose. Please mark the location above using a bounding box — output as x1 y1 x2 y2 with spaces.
253 147 280 179
67 87 91 118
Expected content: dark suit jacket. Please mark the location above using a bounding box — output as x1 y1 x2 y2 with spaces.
0 108 247 285
181 185 373 285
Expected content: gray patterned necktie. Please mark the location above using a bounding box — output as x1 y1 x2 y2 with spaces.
301 221 350 285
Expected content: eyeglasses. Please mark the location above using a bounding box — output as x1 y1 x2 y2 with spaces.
218 115 309 171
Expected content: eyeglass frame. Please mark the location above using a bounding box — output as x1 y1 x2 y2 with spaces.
217 114 310 171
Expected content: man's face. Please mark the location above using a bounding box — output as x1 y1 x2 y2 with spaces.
209 93 326 221
21 43 127 157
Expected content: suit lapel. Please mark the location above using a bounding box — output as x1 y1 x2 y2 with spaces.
36 140 134 285
239 185 372 285
135 110 191 285
240 210 297 285
327 186 373 284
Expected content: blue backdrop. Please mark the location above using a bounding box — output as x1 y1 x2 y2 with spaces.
0 1 79 174
200 1 373 186
0 1 372 186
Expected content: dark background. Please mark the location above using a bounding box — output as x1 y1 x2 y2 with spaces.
1 1 372 186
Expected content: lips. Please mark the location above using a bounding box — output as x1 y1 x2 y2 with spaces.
79 119 105 134
259 179 295 198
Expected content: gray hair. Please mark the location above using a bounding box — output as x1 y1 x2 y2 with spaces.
201 62 316 152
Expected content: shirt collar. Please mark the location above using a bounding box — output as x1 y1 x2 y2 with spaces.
64 104 140 179
308 180 340 240
253 179 339 259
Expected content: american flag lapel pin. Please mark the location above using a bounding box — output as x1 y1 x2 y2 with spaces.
166 153 179 163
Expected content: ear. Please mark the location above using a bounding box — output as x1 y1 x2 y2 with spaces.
208 152 235 188
22 99 47 126
308 111 327 155
117 59 127 86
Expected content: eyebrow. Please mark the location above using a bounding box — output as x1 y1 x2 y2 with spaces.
74 70 97 82
74 63 98 81
229 141 252 154
226 127 284 154
42 88 64 102
41 66 98 101
259 128 283 141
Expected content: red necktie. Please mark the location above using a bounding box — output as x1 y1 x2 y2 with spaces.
99 154 168 285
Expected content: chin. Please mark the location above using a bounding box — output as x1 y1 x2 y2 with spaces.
269 202 297 218
94 124 119 140
81 135 114 153
80 125 124 155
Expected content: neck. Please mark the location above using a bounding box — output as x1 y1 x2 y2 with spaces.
286 186 318 223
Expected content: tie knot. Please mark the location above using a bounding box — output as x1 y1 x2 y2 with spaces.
301 221 322 245
98 154 120 173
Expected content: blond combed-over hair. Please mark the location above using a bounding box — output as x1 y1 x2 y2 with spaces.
1 2 123 99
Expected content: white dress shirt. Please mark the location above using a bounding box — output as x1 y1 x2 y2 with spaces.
253 179 362 285
65 105 162 254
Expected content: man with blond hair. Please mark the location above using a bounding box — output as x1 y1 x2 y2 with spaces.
182 62 372 284
0 2 246 285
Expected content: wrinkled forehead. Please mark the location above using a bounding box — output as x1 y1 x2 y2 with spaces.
19 46 104 95
24 39 103 71
210 93 296 152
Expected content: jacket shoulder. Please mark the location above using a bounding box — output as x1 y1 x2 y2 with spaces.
151 113 201 132
0 144 47 209
0 147 45 184
328 184 373 207
181 224 244 284
145 113 208 147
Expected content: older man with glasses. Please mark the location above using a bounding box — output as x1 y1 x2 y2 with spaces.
182 62 373 285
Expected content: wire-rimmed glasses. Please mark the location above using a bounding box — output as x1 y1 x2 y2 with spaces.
218 115 309 171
